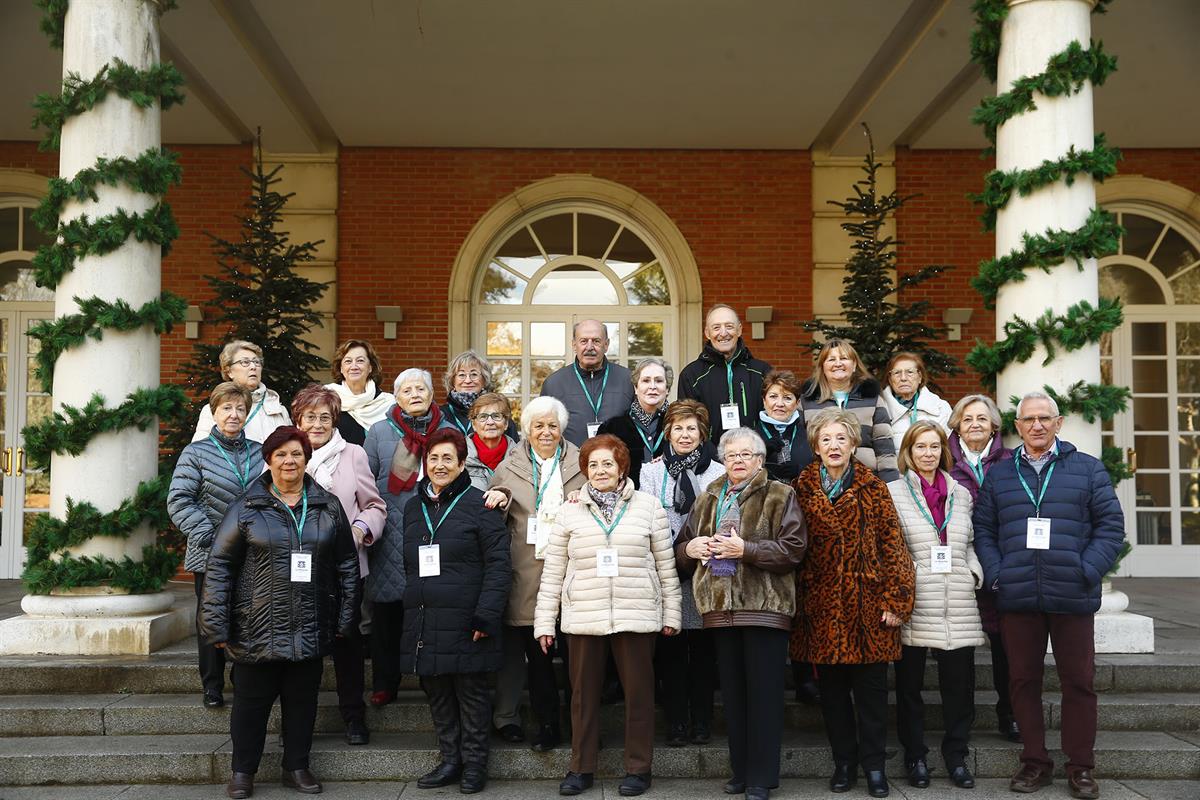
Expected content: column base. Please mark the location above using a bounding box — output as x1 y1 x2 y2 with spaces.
0 592 192 655
1093 611 1156 654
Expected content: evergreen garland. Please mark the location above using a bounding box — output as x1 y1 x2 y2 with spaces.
32 203 179 289
34 148 182 231
36 0 179 49
968 0 1113 83
22 544 181 596
25 476 170 559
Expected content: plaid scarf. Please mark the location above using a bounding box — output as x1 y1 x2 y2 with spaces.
387 403 443 494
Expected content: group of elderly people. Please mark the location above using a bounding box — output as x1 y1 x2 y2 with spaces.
169 308 1123 800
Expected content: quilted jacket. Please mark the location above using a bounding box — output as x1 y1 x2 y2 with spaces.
794 378 899 482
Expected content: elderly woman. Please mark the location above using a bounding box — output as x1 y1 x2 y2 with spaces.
796 339 898 482
888 421 985 790
791 408 915 798
363 368 454 706
880 352 952 449
676 428 807 800
401 428 511 795
481 396 585 750
464 392 519 491
639 400 724 747
200 427 359 799
292 384 387 746
169 382 265 709
535 434 681 797
193 340 290 443
758 369 806 483
442 350 519 440
325 339 396 446
597 357 671 488
948 393 1020 744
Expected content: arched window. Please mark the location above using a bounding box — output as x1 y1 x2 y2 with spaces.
0 199 54 302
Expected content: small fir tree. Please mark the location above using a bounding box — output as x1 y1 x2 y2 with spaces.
803 125 960 381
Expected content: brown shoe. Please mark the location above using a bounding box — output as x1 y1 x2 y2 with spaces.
281 768 323 794
226 772 254 799
1068 769 1099 799
1009 764 1053 793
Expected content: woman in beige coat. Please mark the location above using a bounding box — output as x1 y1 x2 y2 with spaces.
534 434 681 798
887 421 985 791
481 396 584 752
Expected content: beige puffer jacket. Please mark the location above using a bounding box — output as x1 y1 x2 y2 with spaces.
888 470 986 651
534 478 682 637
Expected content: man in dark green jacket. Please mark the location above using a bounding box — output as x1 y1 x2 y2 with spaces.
678 304 772 443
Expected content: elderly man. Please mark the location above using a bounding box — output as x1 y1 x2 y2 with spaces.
972 391 1124 800
677 304 772 442
540 319 633 446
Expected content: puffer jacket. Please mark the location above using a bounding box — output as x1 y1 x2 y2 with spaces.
675 467 808 630
973 439 1125 615
534 478 682 637
677 338 772 442
880 385 952 450
795 378 899 481
888 470 985 651
199 473 360 663
168 427 264 573
192 384 290 444
464 433 519 492
399 472 512 675
948 431 1012 634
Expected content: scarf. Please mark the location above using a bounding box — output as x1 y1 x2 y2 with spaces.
758 409 799 463
449 390 480 413
387 403 443 494
821 461 855 502
326 380 394 432
587 484 621 523
629 398 662 429
919 470 949 533
962 436 992 468
306 429 346 492
664 441 714 515
472 433 508 471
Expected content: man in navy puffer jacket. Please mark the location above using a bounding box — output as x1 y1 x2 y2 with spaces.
974 392 1124 800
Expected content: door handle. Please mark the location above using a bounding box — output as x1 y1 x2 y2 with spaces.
15 447 24 477
2 447 10 477
1126 447 1137 475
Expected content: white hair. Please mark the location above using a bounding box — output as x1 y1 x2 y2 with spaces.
520 396 570 438
717 426 766 463
393 368 433 395
1016 390 1060 419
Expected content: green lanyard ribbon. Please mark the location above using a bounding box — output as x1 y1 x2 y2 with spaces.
908 389 921 426
588 498 631 541
636 424 665 455
245 394 266 425
421 489 468 543
820 464 847 501
531 446 562 513
1014 447 1056 517
658 468 671 508
446 406 471 435
715 480 739 522
969 457 986 487
905 475 954 545
573 364 609 421
759 421 797 450
271 484 308 547
209 436 250 490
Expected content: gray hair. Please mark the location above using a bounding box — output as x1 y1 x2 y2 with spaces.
572 319 609 340
1016 390 1061 419
393 368 434 395
631 356 674 391
218 339 262 378
949 394 1003 432
717 427 766 463
443 350 493 394
806 407 863 452
520 396 570 438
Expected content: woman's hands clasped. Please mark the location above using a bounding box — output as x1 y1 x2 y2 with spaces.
684 527 745 560
482 490 509 509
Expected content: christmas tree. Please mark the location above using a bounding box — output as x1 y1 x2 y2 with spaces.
803 125 959 381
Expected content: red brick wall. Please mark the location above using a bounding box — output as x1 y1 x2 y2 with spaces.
1121 149 1200 197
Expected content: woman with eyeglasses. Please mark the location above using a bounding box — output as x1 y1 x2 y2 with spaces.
880 352 952 451
325 339 396 446
442 350 520 441
597 357 672 489
464 393 518 491
192 340 291 444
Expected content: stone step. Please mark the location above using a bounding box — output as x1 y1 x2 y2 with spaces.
0 730 1196 786
3 689 1198 738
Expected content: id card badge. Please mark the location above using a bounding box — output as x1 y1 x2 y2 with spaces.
720 403 739 430
526 516 539 545
290 552 312 583
419 544 441 577
535 520 551 561
586 422 601 439
596 547 619 577
1026 517 1051 550
930 545 952 573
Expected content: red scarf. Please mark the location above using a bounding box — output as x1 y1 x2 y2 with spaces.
387 403 444 494
472 433 509 471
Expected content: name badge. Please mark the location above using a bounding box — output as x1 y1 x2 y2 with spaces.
290 552 312 583
535 521 551 561
586 422 601 439
596 547 619 577
526 516 539 545
930 545 952 573
419 544 441 577
720 403 739 430
1026 517 1051 550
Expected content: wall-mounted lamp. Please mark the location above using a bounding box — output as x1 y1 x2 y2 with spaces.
746 306 774 340
943 308 974 342
184 305 203 339
376 306 404 340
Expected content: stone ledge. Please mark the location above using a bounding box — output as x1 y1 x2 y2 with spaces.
0 602 192 655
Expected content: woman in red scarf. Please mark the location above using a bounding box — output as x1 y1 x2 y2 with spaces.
465 393 518 490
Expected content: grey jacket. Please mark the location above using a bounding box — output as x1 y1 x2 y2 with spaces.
465 434 520 492
168 427 264 573
540 358 634 446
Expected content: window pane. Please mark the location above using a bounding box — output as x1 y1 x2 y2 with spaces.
1131 322 1166 355
1179 398 1200 433
1151 227 1198 278
628 322 664 357
578 214 619 259
1100 264 1164 304
531 322 566 357
0 207 18 252
1181 473 1200 511
1121 213 1163 260
532 267 618 305
1134 434 1168 470
21 208 52 250
1173 268 1200 304
607 227 653 267
495 226 546 278
1136 510 1170 545
1134 397 1168 430
531 359 563 395
485 322 522 356
490 359 520 395
1182 512 1200 545
532 213 573 259
1179 360 1200 394
1134 472 1169 507
1178 323 1200 356
1179 434 1200 472
603 322 619 357
1131 359 1167 393
0 261 53 302
479 263 526 304
625 263 670 305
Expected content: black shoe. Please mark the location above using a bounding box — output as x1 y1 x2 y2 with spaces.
745 788 769 800
345 720 370 746
281 768 322 794
999 715 1022 743
417 762 463 789
203 691 225 708
691 721 711 744
460 764 487 794
531 722 561 752
723 778 746 794
618 773 651 796
906 758 930 788
949 765 976 789
226 772 253 799
794 681 820 706
495 723 525 743
865 769 890 798
829 762 856 793
559 771 594 796
667 722 688 747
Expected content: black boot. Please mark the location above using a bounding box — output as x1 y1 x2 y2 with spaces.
559 772 594 796
906 758 930 788
829 762 855 793
999 714 1022 743
417 762 463 789
865 770 890 798
666 722 687 747
531 722 561 752
618 773 651 797
460 764 488 794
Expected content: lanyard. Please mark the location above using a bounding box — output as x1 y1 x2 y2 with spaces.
759 420 797 449
820 464 847 500
905 475 954 544
245 394 266 425
716 481 739 522
271 484 308 547
209 435 250 489
969 458 986 487
1014 447 1056 516
908 389 921 426
531 446 562 513
573 364 609 421
588 499 631 541
386 417 403 438
725 360 736 405
446 406 471 435
636 424 665 454
421 489 468 543
659 468 671 508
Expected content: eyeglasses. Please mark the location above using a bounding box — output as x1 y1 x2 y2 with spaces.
301 413 333 425
231 358 262 368
1017 415 1059 426
890 368 919 378
455 370 483 381
473 412 506 422
726 451 760 463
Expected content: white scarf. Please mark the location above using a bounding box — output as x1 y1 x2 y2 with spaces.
532 447 565 523
325 380 395 431
306 429 346 491
963 436 993 468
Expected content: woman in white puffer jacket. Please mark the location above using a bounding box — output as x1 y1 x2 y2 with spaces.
887 421 985 791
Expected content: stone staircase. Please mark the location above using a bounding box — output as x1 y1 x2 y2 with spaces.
0 639 1198 788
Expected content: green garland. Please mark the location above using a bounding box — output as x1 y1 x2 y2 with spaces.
25 475 170 560
34 148 181 232
32 202 179 289
1101 446 1136 486
972 135 1121 231
32 58 185 151
1043 380 1131 425
36 0 179 49
22 544 181 596
27 293 187 392
968 0 1114 83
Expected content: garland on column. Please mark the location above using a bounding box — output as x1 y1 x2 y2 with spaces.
23 0 187 594
968 0 1131 484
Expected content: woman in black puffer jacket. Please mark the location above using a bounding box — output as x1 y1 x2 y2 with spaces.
201 427 359 800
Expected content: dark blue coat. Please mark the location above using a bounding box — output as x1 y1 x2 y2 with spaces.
973 439 1125 615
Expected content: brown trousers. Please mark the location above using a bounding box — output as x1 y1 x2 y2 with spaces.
567 632 657 774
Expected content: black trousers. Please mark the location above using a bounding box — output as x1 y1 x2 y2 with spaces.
990 631 1014 719
817 662 889 771
655 628 716 727
371 600 404 692
194 573 226 695
894 645 976 768
714 627 788 789
229 658 323 775
422 672 493 767
331 580 366 724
